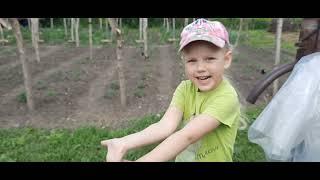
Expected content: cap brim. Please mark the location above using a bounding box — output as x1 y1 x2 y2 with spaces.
178 36 225 52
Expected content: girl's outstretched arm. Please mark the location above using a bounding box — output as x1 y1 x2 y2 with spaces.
136 114 220 162
101 105 183 162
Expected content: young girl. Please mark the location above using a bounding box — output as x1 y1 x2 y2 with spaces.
101 18 241 162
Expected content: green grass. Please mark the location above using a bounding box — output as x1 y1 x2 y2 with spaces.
240 30 298 54
233 106 266 162
0 114 161 162
0 107 266 162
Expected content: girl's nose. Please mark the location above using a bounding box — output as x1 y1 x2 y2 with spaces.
196 61 206 72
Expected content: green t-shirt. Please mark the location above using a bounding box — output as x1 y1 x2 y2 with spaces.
170 78 240 162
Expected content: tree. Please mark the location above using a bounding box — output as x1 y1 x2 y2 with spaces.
9 18 34 111
30 18 40 62
273 18 283 96
88 18 93 60
108 18 127 107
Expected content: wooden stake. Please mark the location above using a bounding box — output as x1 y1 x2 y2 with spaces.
9 18 34 111
108 18 127 107
31 18 40 62
63 18 68 39
143 18 148 59
70 18 74 42
75 18 80 47
50 18 54 28
99 18 103 29
89 18 93 60
273 18 283 96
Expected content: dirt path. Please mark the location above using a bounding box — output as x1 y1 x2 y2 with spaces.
151 44 182 111
71 48 117 127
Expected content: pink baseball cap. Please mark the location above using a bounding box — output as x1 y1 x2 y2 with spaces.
179 18 230 52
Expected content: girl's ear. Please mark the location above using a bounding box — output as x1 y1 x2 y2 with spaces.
224 50 232 69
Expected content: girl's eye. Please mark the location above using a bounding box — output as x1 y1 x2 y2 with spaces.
187 59 196 63
206 57 216 61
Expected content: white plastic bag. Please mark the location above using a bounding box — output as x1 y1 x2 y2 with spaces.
248 52 320 161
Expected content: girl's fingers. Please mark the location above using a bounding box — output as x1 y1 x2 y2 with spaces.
101 140 109 147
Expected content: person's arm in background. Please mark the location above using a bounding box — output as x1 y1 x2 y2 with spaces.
135 114 220 162
101 105 183 162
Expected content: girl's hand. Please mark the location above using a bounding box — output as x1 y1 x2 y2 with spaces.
101 138 127 162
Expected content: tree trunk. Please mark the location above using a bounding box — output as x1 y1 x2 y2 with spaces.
234 18 243 49
31 18 40 62
89 18 93 60
119 18 122 29
184 18 188 26
143 18 148 59
108 18 126 107
50 18 54 28
273 18 283 96
9 18 34 111
63 18 68 39
193 18 195 22
75 18 80 47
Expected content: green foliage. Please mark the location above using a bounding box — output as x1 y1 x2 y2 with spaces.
104 81 120 99
36 80 48 90
46 89 58 97
134 89 144 98
0 108 266 162
110 81 120 90
104 88 117 99
17 91 27 103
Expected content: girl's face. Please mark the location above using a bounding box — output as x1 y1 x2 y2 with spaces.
182 41 232 92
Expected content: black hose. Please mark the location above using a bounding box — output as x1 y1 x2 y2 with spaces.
246 62 295 104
